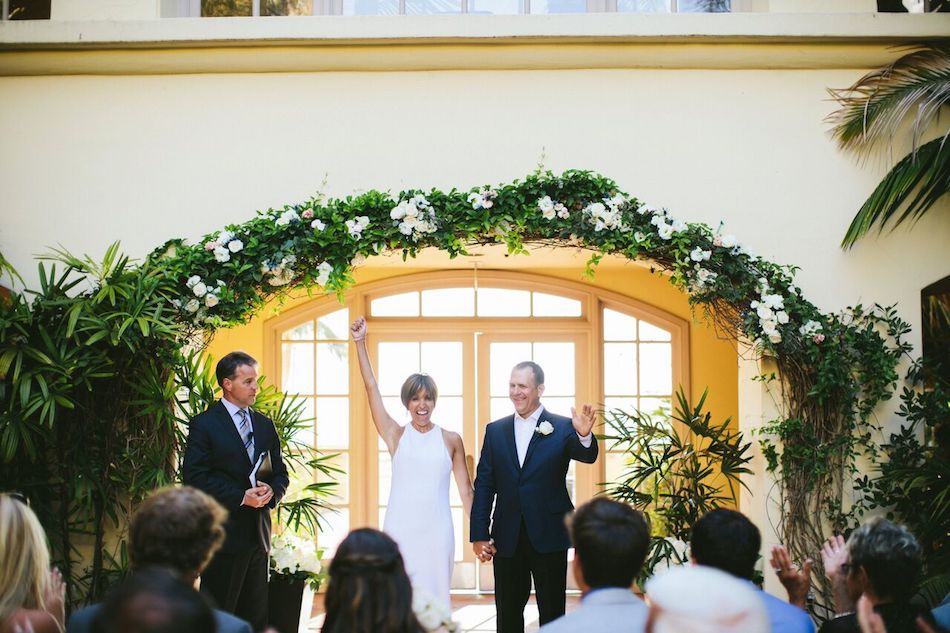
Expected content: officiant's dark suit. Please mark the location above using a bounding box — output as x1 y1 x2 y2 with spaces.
471 361 599 633
183 351 288 632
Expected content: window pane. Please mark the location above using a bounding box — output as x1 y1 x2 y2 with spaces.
421 342 463 395
604 451 627 490
407 0 462 13
421 288 475 317
603 309 637 341
532 292 582 317
342 0 399 13
318 508 349 557
317 308 349 341
603 399 639 437
469 0 521 12
435 396 463 436
678 0 729 12
378 342 420 395
478 288 531 317
543 397 576 421
202 0 252 16
316 343 348 395
490 342 531 396
371 292 419 317
383 396 410 429
617 0 669 11
294 397 315 445
490 397 512 421
640 343 672 395
261 0 313 14
282 343 314 395
639 397 672 419
316 397 349 449
533 343 574 397
282 320 314 341
639 320 672 342
603 343 637 395
530 0 586 12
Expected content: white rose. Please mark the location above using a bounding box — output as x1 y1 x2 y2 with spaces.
404 204 419 218
390 204 407 220
762 294 784 310
542 208 556 220
557 207 570 219
205 294 219 308
192 282 208 298
768 332 783 344
417 607 443 632
756 304 773 320
776 311 790 325
228 240 243 253
186 275 201 288
537 421 554 436
720 234 738 248
634 232 646 242
671 219 688 233
213 246 230 263
657 224 674 240
607 193 626 208
311 219 326 231
185 299 200 313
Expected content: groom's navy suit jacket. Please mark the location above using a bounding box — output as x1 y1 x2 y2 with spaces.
182 400 289 554
471 408 598 557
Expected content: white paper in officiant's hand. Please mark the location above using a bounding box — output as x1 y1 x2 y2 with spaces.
249 452 265 487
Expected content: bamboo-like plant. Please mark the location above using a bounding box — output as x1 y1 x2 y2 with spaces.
601 387 754 584
827 45 950 249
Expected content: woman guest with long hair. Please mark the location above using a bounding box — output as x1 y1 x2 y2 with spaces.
322 528 423 633
351 316 473 608
0 493 65 633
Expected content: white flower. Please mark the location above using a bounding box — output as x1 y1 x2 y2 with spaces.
275 209 299 226
719 234 738 248
186 275 201 288
345 217 368 238
756 304 773 321
536 421 554 436
228 240 243 253
776 310 790 325
657 224 674 240
213 246 230 263
556 205 570 219
315 261 333 287
185 299 200 313
311 219 326 231
412 591 456 633
205 294 219 308
469 188 497 210
762 294 784 310
192 282 208 298
607 193 626 209
538 195 554 214
694 267 718 288
634 232 646 242
398 222 414 236
217 230 235 245
391 203 408 220
636 204 656 215
799 320 823 336
690 247 711 262
670 219 688 233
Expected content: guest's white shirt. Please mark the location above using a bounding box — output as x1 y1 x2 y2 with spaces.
514 405 592 467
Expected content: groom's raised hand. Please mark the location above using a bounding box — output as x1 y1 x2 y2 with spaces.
571 404 596 437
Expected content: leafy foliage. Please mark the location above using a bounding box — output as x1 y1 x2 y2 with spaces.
602 388 753 584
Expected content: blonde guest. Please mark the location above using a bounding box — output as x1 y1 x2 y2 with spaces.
0 493 65 633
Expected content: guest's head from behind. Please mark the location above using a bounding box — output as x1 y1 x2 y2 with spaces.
510 361 545 418
0 493 54 623
569 497 649 592
690 508 760 581
845 517 921 604
129 486 227 582
645 565 769 633
91 567 217 633
323 528 423 633
215 351 259 409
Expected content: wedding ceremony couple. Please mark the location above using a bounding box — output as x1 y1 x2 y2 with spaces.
180 319 598 633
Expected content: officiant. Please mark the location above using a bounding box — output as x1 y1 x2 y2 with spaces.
183 351 289 632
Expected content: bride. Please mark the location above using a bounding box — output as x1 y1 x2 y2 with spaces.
351 316 474 608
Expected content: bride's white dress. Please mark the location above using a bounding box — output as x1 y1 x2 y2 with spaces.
383 423 454 608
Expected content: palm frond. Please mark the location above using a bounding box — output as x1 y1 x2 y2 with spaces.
828 45 950 156
841 136 950 248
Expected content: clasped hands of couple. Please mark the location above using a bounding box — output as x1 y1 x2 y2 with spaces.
242 482 273 508
472 403 597 564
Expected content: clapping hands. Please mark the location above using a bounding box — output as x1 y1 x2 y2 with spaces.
769 545 812 609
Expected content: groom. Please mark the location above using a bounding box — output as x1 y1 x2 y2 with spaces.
471 361 599 633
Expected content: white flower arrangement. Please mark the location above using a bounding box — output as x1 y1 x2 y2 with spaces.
412 590 458 633
467 187 497 210
799 319 825 343
690 247 711 262
583 194 628 232
315 261 333 287
536 196 569 220
275 209 300 227
270 533 325 591
749 278 787 345
204 230 244 263
390 195 438 241
181 277 226 315
648 208 687 241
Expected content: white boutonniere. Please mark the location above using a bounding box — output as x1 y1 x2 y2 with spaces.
535 421 554 436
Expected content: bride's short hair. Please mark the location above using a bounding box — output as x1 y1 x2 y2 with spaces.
400 374 438 408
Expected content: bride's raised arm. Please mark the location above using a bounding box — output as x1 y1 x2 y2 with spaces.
351 316 403 455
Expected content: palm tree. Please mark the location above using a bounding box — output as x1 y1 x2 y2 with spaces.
827 45 950 249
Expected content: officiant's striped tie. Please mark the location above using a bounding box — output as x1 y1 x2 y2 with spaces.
238 409 255 461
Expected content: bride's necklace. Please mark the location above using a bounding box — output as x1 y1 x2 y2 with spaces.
411 420 434 433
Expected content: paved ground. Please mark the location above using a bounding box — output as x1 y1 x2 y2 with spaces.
305 593 582 632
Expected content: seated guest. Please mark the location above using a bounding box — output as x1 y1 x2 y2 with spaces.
819 518 938 633
645 565 770 633
691 509 815 633
91 567 216 633
540 497 650 632
322 528 423 633
0 493 65 633
68 486 251 633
